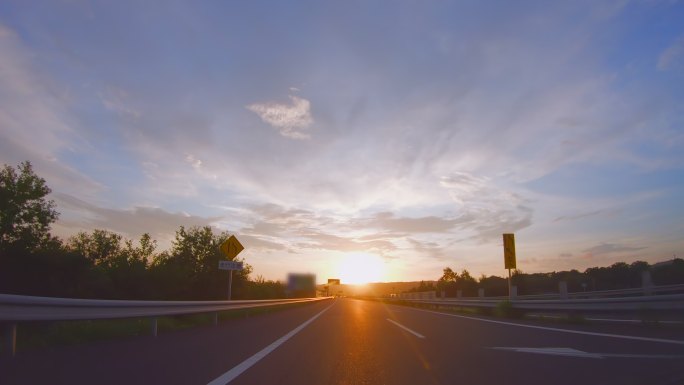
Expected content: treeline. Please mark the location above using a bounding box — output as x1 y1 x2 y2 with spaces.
411 260 684 297
0 227 288 300
0 161 285 300
0 226 286 300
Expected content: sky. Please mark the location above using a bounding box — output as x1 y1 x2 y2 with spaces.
1 0 683 284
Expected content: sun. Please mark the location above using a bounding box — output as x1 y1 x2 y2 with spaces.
336 253 386 284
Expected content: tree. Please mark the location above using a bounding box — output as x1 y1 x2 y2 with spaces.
0 161 58 251
68 229 124 265
439 267 458 283
150 226 252 299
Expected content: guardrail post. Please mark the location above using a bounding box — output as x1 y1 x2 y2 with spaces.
213 312 219 326
478 288 484 298
150 317 158 337
4 323 16 357
642 271 653 296
510 286 517 299
559 281 568 300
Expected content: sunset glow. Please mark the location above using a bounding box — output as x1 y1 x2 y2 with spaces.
336 253 387 285
0 1 682 282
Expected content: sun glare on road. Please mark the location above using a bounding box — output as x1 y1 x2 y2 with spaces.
337 253 386 284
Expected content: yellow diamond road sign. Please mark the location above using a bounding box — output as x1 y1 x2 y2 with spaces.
220 235 244 259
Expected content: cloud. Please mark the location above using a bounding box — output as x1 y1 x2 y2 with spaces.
236 204 467 258
406 238 447 260
440 172 490 202
99 86 140 118
239 204 398 255
52 193 221 247
246 95 313 139
582 243 646 256
295 230 397 255
356 212 461 233
3 2 683 280
235 234 288 252
658 36 684 71
553 208 620 222
0 22 102 198
440 172 534 241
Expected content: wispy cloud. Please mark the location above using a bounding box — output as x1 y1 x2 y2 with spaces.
99 86 140 118
355 212 461 234
553 209 620 223
582 243 647 257
440 172 533 241
0 22 102 198
2 1 683 280
247 95 313 139
658 35 684 71
53 193 221 247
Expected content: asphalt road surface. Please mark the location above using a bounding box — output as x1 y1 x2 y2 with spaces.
2 298 684 385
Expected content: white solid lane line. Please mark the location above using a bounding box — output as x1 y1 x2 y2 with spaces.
492 347 604 359
398 306 684 346
490 347 684 359
387 318 426 339
207 301 336 385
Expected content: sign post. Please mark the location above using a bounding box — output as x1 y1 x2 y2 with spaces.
218 235 245 300
503 233 516 299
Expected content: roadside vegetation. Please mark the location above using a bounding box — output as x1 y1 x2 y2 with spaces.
0 161 285 301
409 260 684 298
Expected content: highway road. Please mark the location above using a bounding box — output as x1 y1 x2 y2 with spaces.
2 298 683 384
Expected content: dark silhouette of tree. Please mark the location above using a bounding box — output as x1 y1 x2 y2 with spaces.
408 280 436 292
652 258 684 285
478 275 507 296
149 226 252 300
0 161 58 252
434 267 478 296
68 229 124 265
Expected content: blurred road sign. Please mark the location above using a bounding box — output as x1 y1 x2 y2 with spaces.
288 273 316 298
220 235 244 259
219 260 244 270
503 233 516 269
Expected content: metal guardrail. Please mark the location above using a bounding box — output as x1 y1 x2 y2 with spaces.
478 283 684 300
1 294 330 356
400 293 684 312
392 284 684 315
0 294 328 321
396 283 684 301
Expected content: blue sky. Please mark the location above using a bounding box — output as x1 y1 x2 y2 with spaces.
1 0 683 283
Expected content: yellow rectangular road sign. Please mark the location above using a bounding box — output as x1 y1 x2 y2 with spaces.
503 233 516 269
220 235 244 259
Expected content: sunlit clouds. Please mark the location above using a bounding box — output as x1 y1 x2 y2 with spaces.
247 95 314 139
0 1 683 282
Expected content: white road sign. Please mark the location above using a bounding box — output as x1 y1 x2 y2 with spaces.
218 260 244 270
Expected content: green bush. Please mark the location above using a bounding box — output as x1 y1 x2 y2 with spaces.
494 301 524 318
